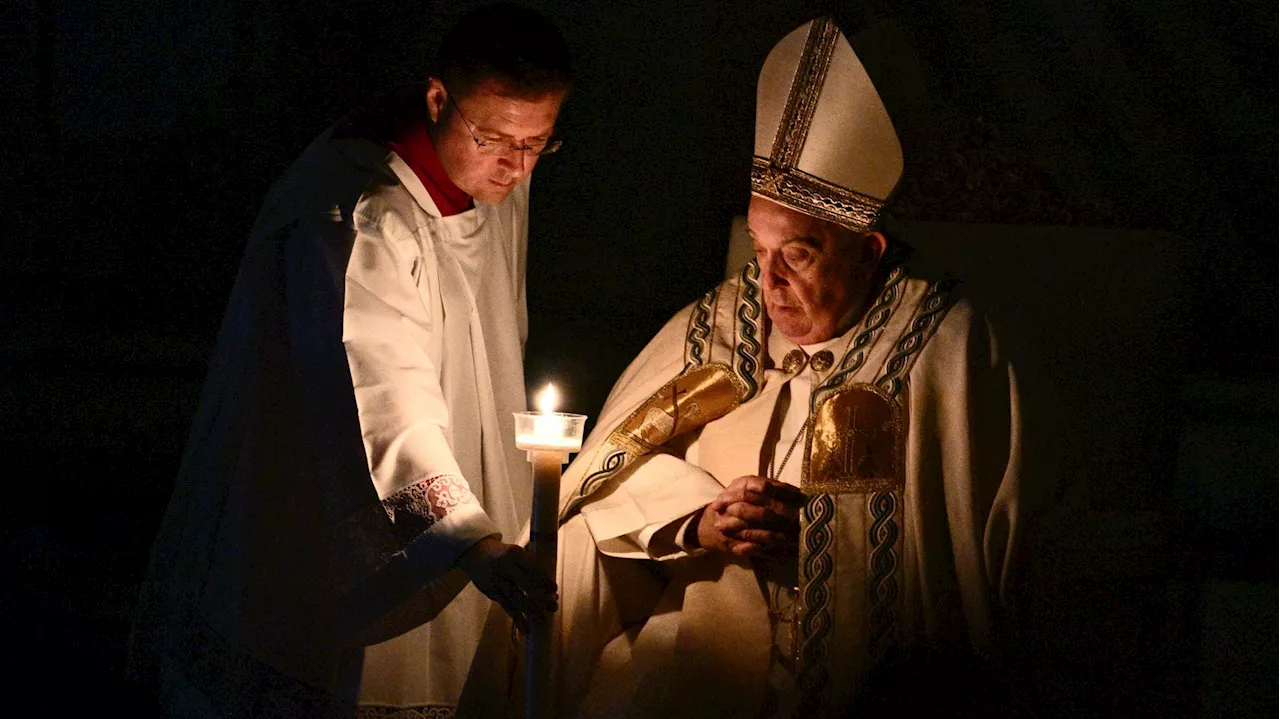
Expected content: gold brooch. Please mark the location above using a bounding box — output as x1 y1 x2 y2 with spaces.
810 350 834 372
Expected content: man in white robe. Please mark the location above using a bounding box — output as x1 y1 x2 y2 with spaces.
461 17 1057 718
130 6 572 717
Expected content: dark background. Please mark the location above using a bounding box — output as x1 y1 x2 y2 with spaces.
1 0 1274 715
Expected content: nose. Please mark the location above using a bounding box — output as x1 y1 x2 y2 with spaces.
498 149 530 178
758 252 789 292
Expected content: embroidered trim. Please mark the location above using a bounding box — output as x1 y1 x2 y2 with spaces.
810 264 907 412
753 158 886 232
356 707 454 719
770 18 841 170
853 275 956 664
875 276 960 397
734 259 764 401
684 285 718 371
381 474 478 530
867 490 901 662
575 449 626 504
797 492 837 713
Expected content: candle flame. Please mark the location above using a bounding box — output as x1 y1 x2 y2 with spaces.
537 384 559 414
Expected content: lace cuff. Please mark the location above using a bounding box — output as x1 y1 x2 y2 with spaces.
381 474 479 532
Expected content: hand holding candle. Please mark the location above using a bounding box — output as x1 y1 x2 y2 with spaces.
457 535 557 634
513 383 586 719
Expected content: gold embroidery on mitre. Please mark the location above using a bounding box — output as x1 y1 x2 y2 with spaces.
751 157 886 232
770 18 841 171
608 362 744 457
801 383 903 494
757 164 785 193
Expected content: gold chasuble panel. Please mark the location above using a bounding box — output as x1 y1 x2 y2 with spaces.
802 384 903 495
608 363 744 457
566 363 747 516
797 383 907 712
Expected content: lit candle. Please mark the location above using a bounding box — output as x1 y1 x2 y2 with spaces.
515 385 584 453
513 383 586 719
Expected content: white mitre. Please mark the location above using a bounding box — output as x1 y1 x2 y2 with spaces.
751 17 903 232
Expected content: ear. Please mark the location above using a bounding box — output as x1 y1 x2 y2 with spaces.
859 231 889 267
425 77 448 124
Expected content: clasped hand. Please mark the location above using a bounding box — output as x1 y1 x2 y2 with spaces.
691 475 806 556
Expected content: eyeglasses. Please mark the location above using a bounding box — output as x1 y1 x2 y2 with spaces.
447 93 563 157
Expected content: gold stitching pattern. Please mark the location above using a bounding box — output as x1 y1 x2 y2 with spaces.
769 18 841 170
752 157 885 231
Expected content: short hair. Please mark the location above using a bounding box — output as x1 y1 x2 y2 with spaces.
434 3 573 100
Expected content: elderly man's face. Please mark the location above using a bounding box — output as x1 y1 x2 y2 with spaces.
748 195 886 345
426 77 565 205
